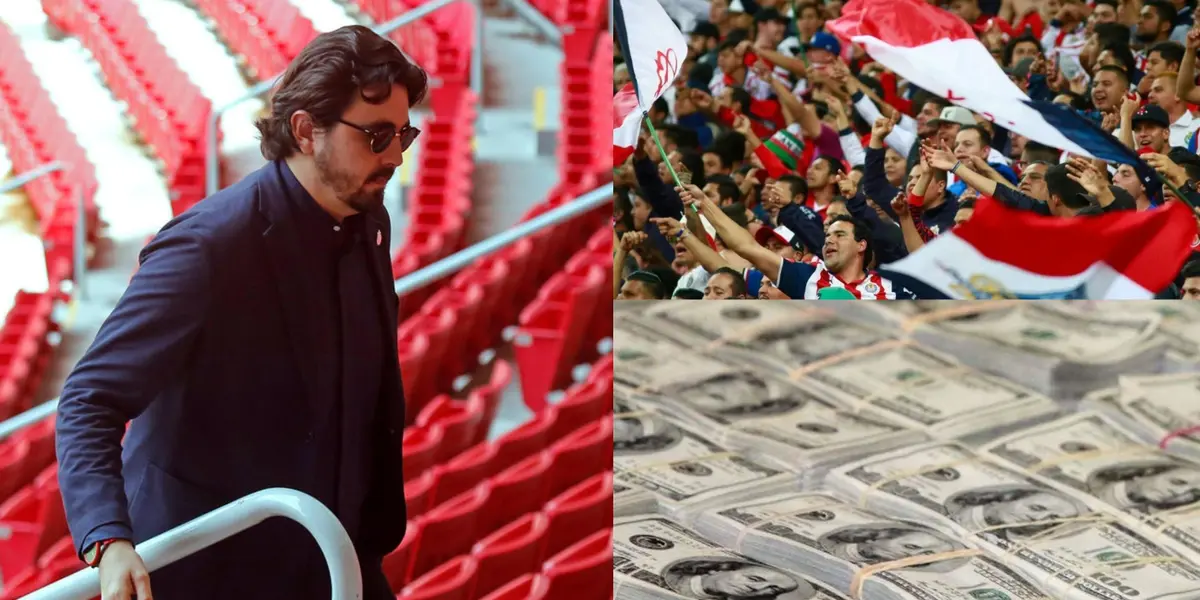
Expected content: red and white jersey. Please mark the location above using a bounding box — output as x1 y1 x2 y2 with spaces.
777 258 898 299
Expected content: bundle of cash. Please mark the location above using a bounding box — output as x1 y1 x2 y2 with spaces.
1045 302 1200 372
621 367 923 478
614 314 733 392
691 491 1052 600
639 302 898 376
1082 374 1200 464
983 410 1200 565
615 392 800 525
614 515 851 600
826 442 1200 600
902 303 1166 400
793 342 1061 441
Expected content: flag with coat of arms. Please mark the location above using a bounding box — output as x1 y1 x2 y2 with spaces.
612 0 689 166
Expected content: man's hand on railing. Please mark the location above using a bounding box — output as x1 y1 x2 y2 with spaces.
100 541 153 600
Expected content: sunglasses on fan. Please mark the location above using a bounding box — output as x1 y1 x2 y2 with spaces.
337 119 421 154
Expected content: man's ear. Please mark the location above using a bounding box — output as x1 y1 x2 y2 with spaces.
290 110 317 155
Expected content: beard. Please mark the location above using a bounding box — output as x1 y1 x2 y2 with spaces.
1135 30 1160 43
314 144 392 214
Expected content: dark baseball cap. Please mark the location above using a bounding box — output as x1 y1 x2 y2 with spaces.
1132 104 1170 129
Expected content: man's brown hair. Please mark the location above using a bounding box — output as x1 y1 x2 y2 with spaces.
255 25 429 160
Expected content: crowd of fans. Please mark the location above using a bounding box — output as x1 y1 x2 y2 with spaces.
613 0 1200 300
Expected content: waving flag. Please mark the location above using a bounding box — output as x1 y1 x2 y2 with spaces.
613 0 689 165
827 0 1099 158
878 198 1197 299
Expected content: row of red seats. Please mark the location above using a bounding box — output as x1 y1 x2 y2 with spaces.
42 0 213 215
389 357 612 593
396 178 609 420
0 21 101 271
559 32 611 186
513 226 611 409
0 293 57 423
392 86 477 317
190 0 318 81
0 461 77 600
403 356 610 508
357 0 437 78
384 415 612 592
403 360 513 481
0 414 54 504
478 529 611 600
355 0 476 85
400 473 612 599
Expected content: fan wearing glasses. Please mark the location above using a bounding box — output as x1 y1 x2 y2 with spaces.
55 25 426 600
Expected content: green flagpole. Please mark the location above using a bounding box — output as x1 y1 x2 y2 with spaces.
643 115 699 213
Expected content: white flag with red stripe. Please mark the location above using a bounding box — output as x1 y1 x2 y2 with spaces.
826 0 1097 157
878 198 1197 299
613 0 689 165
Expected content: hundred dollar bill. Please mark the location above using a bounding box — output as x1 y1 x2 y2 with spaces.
1046 302 1200 370
914 304 1162 361
640 301 896 375
796 343 1059 439
693 492 1051 600
828 442 1200 600
615 407 796 519
984 411 1200 562
1078 374 1200 464
614 315 740 392
624 367 918 471
613 515 849 600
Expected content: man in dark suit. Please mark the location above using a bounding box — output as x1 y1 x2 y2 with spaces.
54 24 426 600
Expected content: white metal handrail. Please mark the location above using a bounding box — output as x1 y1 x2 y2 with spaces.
0 182 613 439
205 0 487 196
1 161 88 300
393 182 613 295
21 488 363 600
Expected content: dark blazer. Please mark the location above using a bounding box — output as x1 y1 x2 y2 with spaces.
55 160 406 599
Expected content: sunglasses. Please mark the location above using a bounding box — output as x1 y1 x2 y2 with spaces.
337 119 421 154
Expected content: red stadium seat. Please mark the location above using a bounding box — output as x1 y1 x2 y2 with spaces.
403 425 444 481
542 529 611 600
547 417 612 499
0 520 40 588
469 359 512 433
411 485 487 579
415 394 485 464
383 520 422 591
405 469 438 520
431 442 495 506
551 377 610 442
489 408 555 478
478 573 549 600
470 513 548 599
481 452 551 537
400 554 477 600
0 439 31 501
540 472 612 558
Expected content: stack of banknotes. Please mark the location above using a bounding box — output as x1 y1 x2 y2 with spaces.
613 301 1200 600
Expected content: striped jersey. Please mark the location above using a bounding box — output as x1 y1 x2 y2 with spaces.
776 258 898 299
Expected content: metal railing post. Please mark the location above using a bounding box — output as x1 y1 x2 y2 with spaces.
0 398 58 441
205 0 487 196
500 0 563 46
22 488 362 600
394 183 612 296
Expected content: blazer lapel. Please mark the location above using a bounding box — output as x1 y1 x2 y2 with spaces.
258 169 325 417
